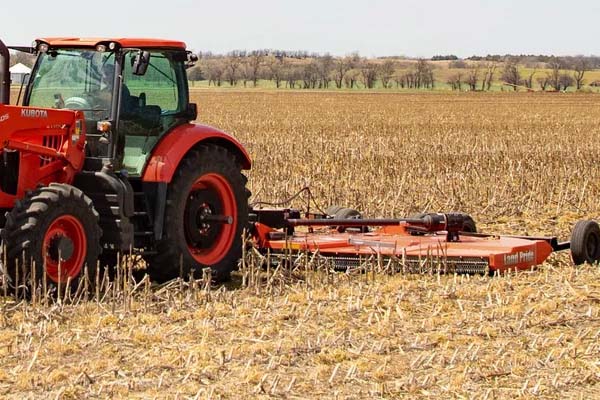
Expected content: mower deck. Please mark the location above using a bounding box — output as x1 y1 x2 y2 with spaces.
256 224 555 273
249 209 595 273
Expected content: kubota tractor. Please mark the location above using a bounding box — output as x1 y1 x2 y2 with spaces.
0 38 250 291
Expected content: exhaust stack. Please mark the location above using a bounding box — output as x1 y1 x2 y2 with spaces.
0 39 9 104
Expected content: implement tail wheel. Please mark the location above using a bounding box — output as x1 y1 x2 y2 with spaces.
571 220 600 265
146 145 249 283
0 184 101 294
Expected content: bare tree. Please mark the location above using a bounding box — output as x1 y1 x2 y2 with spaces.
559 73 574 91
246 51 264 87
397 60 435 89
523 68 536 89
466 65 480 91
224 50 244 86
204 59 225 87
315 54 334 88
360 61 378 89
537 76 550 91
447 73 463 91
267 56 285 89
302 60 319 89
501 59 520 91
239 59 250 87
572 56 588 90
546 59 563 91
480 63 497 91
428 68 436 89
416 59 435 89
394 73 405 89
332 57 349 89
332 54 358 89
344 69 360 89
187 64 204 81
285 65 302 89
379 60 396 89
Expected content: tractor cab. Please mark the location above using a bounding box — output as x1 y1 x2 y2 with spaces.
24 39 197 176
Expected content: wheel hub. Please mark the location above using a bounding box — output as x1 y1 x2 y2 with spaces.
185 190 233 249
47 235 75 262
42 214 88 282
196 203 213 234
183 173 238 265
186 193 219 246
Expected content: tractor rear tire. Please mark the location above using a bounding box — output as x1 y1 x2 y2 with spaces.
570 220 600 265
0 183 101 294
146 145 249 283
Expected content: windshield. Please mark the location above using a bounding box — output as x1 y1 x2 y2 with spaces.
27 49 115 122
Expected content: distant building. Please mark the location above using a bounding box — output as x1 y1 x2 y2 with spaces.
9 63 31 85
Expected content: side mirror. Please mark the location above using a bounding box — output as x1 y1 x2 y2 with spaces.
185 103 197 121
185 52 198 69
132 50 150 76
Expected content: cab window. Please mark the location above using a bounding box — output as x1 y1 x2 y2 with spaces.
122 51 185 114
27 49 115 123
119 50 188 175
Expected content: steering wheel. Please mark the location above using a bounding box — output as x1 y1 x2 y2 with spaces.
64 96 93 111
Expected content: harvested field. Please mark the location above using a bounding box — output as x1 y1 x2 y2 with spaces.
2 91 600 398
198 91 600 231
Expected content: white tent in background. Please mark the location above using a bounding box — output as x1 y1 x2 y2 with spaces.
9 63 31 85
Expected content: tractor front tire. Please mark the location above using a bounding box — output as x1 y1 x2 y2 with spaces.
146 145 249 283
1 183 101 294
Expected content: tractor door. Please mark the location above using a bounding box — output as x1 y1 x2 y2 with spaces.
117 50 189 176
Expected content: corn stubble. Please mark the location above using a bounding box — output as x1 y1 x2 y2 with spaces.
1 91 600 398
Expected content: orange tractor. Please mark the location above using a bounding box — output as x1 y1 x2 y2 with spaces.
0 38 250 290
0 37 598 294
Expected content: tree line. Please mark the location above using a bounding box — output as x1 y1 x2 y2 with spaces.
190 50 599 91
497 56 592 91
8 47 598 91
190 51 439 89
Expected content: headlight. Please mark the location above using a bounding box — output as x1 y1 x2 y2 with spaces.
72 119 82 143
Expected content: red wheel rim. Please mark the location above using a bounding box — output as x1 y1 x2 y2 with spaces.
42 215 87 283
185 173 237 265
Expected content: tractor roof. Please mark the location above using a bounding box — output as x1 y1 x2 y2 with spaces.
37 37 187 50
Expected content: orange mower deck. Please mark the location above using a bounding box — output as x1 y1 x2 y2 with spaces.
256 224 554 273
249 210 597 274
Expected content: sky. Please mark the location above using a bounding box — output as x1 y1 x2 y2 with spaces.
3 0 600 58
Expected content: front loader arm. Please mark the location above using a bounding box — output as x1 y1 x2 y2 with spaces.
0 105 86 207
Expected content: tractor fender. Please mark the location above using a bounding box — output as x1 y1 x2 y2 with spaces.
141 123 251 183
